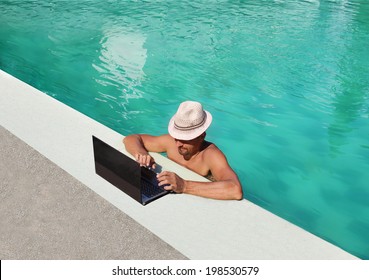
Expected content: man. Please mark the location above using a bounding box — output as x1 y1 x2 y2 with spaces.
123 101 243 200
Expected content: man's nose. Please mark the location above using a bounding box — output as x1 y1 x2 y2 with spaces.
175 139 183 146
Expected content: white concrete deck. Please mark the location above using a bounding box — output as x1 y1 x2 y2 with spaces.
0 69 357 259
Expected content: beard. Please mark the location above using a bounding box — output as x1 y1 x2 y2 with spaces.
178 147 191 158
178 147 187 155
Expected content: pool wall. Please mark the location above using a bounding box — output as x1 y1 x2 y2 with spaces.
0 69 357 259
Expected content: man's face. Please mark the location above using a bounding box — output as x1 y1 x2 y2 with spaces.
174 136 202 158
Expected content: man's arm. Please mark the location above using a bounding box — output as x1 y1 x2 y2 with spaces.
157 148 243 200
123 134 170 168
157 172 243 200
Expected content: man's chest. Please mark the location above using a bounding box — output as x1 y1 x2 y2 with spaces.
167 149 209 177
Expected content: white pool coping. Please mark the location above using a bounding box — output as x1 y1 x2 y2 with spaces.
0 69 358 259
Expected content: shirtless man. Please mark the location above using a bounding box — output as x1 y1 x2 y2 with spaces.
123 101 243 200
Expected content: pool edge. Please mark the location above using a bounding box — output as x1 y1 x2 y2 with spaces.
0 69 358 260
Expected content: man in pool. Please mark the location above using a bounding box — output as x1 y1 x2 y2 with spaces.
123 100 243 200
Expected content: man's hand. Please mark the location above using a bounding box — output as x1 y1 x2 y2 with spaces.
157 171 187 193
135 153 156 169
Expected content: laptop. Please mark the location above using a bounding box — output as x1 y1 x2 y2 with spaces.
92 136 169 205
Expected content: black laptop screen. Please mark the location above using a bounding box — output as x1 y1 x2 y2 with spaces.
92 136 140 188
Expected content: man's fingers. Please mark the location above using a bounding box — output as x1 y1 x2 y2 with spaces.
157 176 169 186
156 171 185 194
145 155 151 167
157 172 171 185
164 185 173 191
157 171 170 178
135 153 155 168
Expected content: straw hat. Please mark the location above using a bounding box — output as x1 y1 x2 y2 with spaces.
168 101 212 140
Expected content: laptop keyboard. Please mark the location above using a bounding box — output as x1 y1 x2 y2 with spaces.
141 179 165 198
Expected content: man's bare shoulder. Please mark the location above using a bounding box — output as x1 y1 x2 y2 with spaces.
140 133 172 142
155 133 177 149
158 134 175 144
136 133 174 153
202 142 227 160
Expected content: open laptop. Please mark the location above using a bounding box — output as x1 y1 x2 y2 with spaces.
92 136 169 205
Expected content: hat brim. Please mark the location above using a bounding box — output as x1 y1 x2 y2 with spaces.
168 111 212 141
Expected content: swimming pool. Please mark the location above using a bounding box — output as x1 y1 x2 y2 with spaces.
1 0 368 259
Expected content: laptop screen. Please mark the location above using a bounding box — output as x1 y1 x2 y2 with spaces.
92 136 140 189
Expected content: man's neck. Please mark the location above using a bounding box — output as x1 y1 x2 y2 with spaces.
182 140 210 161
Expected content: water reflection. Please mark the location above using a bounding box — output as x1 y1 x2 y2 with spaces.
91 26 148 127
94 27 147 97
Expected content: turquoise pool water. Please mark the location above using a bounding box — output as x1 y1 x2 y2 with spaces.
1 0 368 259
